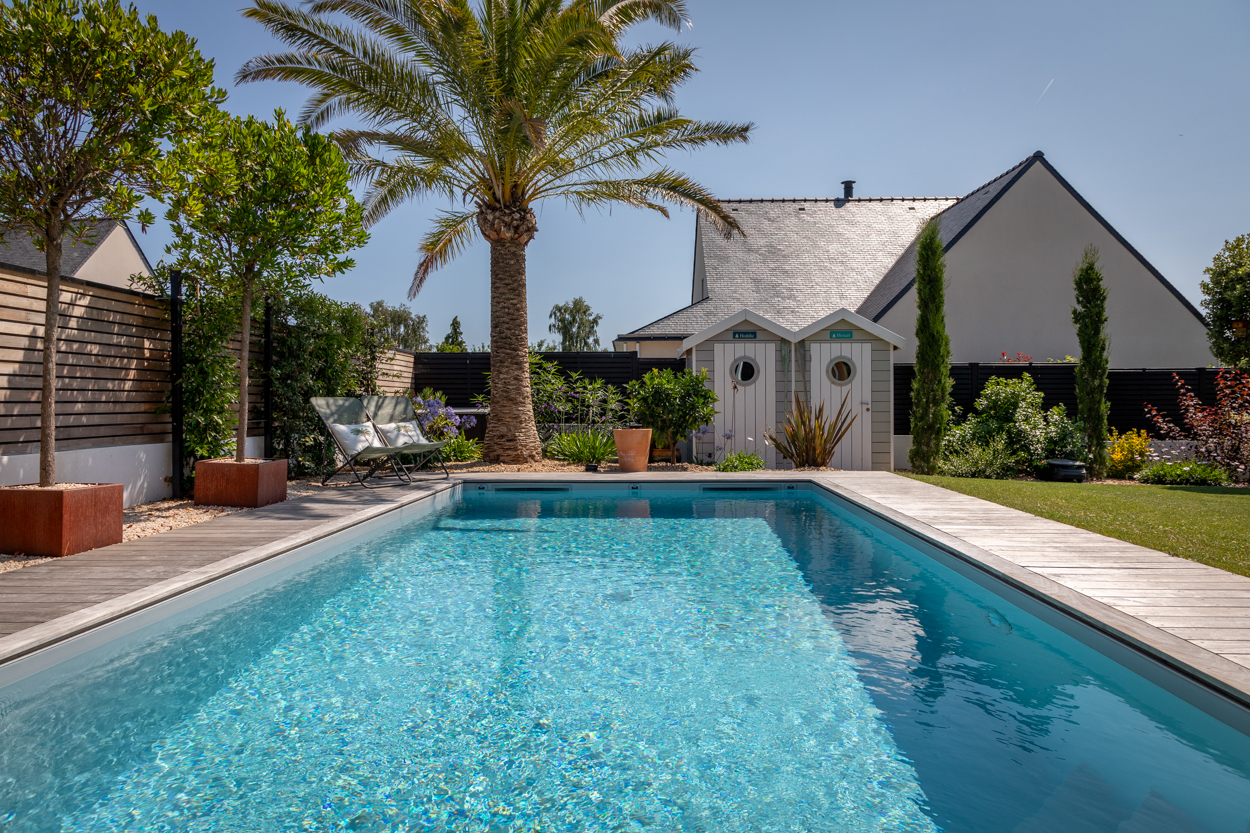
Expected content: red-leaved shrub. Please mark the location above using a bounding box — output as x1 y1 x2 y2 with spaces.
1144 369 1250 480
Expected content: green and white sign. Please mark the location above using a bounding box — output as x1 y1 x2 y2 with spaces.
733 331 757 340
830 330 853 339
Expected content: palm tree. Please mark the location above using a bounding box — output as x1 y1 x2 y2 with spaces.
238 0 751 462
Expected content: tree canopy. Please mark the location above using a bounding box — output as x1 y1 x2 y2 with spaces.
370 300 430 352
549 296 602 351
1201 234 1250 368
0 0 221 485
158 110 368 461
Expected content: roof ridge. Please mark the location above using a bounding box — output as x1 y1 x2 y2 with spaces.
956 153 1036 201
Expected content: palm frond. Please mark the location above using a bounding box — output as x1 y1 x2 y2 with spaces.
411 209 478 297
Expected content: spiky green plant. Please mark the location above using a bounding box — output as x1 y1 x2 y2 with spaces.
767 393 858 469
238 0 752 463
546 429 615 464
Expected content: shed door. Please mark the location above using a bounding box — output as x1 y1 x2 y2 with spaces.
713 341 777 468
809 341 872 470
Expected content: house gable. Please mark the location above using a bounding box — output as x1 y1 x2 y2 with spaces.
0 220 152 291
875 157 1214 366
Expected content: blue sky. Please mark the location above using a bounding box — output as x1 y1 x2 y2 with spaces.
129 0 1250 349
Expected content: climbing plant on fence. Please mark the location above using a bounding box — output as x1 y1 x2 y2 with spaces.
268 293 391 478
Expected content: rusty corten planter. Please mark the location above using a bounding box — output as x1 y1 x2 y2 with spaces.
0 483 123 558
194 458 288 508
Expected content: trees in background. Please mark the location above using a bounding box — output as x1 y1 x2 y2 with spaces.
240 0 750 463
437 317 467 353
549 297 603 351
1072 245 1110 478
157 111 367 462
369 300 429 352
0 0 220 486
909 220 953 474
1201 234 1250 368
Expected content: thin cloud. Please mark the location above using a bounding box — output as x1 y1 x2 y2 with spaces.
1037 78 1054 103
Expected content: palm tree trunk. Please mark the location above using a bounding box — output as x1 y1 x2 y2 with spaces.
39 228 62 487
236 284 253 463
480 204 541 463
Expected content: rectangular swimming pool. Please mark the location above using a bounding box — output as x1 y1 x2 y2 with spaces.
1 484 1248 831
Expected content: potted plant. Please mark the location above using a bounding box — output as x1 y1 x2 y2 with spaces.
157 111 367 507
0 1 217 555
624 368 718 468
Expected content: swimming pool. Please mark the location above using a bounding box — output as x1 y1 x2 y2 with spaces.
1 484 1248 831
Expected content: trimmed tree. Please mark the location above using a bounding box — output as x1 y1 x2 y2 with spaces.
437 317 468 353
1201 234 1250 369
549 297 603 352
1072 244 1110 477
0 0 220 486
158 111 367 463
909 220 952 474
239 0 750 463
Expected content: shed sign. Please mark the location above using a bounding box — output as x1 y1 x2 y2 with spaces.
830 330 854 340
732 331 757 340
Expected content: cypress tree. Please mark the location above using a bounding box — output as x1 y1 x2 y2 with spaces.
1072 244 1110 477
909 220 953 474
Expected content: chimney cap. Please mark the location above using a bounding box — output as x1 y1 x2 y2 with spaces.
840 180 856 199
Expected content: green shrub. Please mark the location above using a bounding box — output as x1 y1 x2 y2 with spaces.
546 430 616 465
940 375 1085 477
1135 461 1232 486
441 435 482 462
626 369 718 463
939 434 1018 479
714 450 766 472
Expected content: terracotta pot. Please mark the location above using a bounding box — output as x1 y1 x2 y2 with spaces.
0 483 123 557
613 429 652 473
194 458 288 508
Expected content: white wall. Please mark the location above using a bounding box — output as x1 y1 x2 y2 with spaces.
71 225 151 289
0 436 264 508
879 163 1214 367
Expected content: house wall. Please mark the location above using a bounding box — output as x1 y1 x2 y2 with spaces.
878 163 1214 367
801 323 893 471
70 225 151 290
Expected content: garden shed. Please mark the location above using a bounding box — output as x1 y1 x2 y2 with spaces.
793 309 904 472
680 310 795 469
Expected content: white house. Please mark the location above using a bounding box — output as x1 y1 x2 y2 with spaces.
0 219 152 291
616 151 1213 368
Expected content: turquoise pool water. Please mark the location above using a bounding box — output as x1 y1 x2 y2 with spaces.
1 488 1248 831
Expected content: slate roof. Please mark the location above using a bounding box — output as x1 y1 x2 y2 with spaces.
0 219 125 278
624 196 956 338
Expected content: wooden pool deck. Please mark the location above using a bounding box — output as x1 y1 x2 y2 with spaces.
1 471 1247 707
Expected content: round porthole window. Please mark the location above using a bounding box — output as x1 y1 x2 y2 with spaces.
825 356 856 386
730 356 760 386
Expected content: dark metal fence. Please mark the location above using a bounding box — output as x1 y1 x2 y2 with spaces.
893 364 1220 435
412 352 687 406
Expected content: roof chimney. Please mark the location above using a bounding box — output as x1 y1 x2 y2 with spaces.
841 180 855 199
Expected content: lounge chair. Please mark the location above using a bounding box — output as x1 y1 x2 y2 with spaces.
360 395 451 477
310 396 416 487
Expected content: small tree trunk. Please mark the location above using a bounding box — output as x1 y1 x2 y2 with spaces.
39 228 63 487
480 204 542 464
236 284 253 463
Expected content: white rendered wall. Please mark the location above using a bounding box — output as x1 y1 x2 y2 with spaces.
878 163 1214 367
70 225 151 289
0 436 264 508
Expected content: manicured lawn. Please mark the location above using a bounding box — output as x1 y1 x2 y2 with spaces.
903 474 1250 577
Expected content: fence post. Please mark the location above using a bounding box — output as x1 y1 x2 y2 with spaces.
169 270 184 499
263 301 274 459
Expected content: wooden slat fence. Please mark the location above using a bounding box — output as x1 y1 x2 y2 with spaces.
412 351 687 406
893 363 1221 435
376 349 415 394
